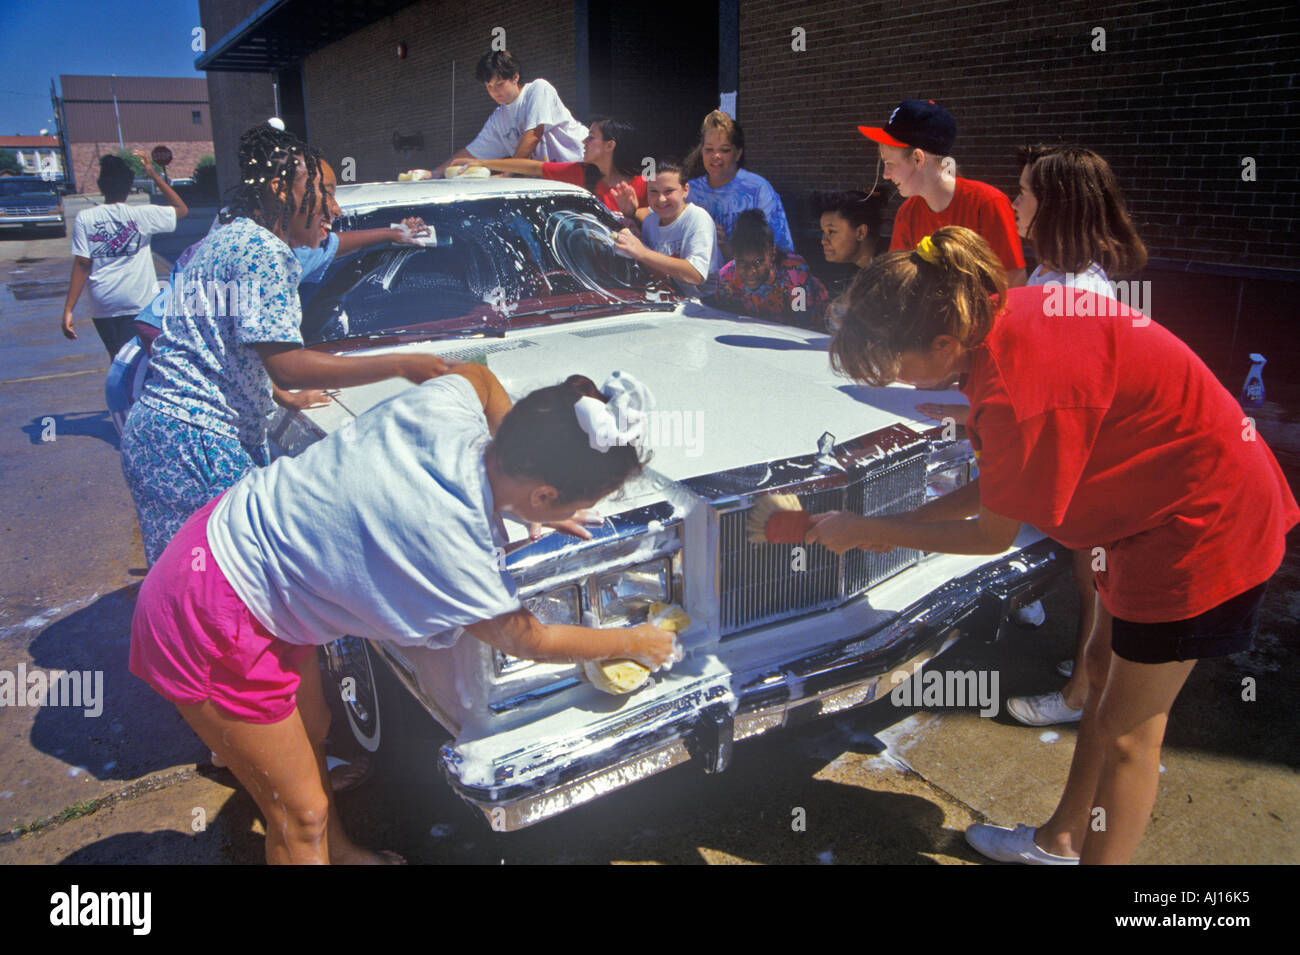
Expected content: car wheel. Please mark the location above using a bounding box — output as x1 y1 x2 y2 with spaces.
321 637 388 753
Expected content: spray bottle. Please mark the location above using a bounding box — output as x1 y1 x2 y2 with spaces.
1240 353 1267 407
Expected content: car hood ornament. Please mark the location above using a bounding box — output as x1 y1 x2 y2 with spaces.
816 431 846 472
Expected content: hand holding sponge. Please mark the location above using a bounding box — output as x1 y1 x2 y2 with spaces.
584 602 689 696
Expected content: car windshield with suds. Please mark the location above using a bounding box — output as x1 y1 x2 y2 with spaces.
301 192 678 345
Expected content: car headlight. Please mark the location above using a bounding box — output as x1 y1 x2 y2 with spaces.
595 559 671 625
494 585 581 675
525 585 581 626
926 438 975 502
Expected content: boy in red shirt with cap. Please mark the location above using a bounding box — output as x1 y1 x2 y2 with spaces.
860 99 1027 287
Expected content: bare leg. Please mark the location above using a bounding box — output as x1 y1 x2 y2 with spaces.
1061 549 1097 710
1033 593 1112 857
293 652 403 865
177 699 332 864
1079 654 1196 864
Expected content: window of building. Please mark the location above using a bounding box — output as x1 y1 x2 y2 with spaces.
192 110 202 124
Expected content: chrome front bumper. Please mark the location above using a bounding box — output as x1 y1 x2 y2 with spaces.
441 537 1068 831
0 213 62 226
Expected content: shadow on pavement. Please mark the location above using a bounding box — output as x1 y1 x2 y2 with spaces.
25 585 200 783
56 775 265 864
21 410 119 450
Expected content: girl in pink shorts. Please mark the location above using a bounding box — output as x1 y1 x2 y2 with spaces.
130 363 679 864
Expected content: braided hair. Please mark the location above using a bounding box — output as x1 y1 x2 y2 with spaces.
219 123 321 234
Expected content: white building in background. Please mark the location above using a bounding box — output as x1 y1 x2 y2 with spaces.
0 136 65 180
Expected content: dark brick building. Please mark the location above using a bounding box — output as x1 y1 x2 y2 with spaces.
59 75 215 187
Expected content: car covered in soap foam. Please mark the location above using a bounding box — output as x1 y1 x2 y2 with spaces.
271 177 1068 830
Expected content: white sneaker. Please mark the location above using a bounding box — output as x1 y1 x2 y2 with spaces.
1055 659 1074 678
965 823 1079 865
1006 691 1083 726
1012 599 1046 627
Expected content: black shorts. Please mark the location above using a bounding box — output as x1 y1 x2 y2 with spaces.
1111 582 1269 664
92 314 138 358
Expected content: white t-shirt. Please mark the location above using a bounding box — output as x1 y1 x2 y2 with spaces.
207 374 522 648
1028 262 1113 297
70 202 177 317
466 79 587 162
640 203 720 296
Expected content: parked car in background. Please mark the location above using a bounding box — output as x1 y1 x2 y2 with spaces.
0 175 65 237
267 177 1069 831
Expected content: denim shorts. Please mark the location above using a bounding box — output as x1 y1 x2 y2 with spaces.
1111 582 1269 664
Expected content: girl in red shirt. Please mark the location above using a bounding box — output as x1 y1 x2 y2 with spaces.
812 226 1297 864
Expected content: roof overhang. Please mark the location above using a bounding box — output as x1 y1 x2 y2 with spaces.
196 0 421 72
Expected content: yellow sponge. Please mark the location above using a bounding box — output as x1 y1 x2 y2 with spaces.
583 604 690 695
650 602 689 633
583 659 651 695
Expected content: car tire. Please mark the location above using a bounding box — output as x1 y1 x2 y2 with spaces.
321 637 393 754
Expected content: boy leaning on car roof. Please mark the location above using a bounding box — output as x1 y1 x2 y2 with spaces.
414 50 587 179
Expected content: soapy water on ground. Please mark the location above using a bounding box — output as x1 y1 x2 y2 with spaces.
1039 731 1059 744
798 712 938 775
0 593 102 640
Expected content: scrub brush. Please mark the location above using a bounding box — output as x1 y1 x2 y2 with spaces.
746 493 810 544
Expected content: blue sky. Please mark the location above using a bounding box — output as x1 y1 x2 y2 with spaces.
0 0 204 135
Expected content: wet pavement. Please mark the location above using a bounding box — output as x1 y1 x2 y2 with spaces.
0 202 1296 864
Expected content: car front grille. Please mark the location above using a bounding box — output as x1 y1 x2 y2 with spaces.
717 446 927 636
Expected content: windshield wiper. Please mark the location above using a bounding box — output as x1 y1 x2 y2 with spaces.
506 300 678 320
363 326 507 341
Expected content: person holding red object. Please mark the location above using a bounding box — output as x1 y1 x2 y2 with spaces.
859 99 1026 287
812 226 1298 864
440 118 648 222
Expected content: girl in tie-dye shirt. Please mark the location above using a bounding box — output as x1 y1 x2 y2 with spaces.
713 210 829 329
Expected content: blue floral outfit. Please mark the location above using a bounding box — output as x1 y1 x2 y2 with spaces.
121 216 303 564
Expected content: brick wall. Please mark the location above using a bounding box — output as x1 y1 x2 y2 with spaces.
69 141 213 193
204 71 278 200
302 0 578 183
737 0 1300 272
198 0 278 201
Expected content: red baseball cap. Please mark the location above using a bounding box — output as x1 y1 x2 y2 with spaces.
859 99 957 155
